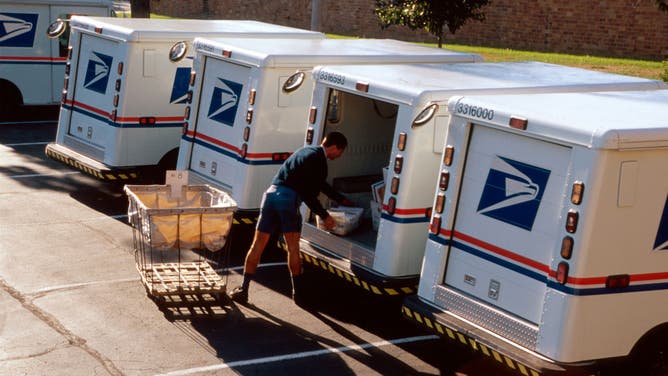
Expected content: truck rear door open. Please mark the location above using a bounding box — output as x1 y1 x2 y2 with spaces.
444 124 571 324
187 57 252 191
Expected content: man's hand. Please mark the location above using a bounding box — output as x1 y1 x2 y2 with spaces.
322 215 337 229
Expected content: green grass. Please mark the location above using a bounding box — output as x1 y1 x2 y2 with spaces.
442 44 665 80
326 33 665 80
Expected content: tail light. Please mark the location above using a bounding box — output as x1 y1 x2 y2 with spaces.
272 153 290 162
571 181 585 205
565 210 579 233
556 262 569 284
390 177 400 195
386 197 396 215
435 194 445 214
606 274 630 289
397 132 407 151
509 116 528 130
309 107 317 124
139 117 156 125
439 170 450 191
430 215 441 235
443 146 454 166
393 155 403 174
355 81 369 92
560 236 574 259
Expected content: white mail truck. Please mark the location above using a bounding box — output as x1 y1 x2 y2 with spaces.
176 37 482 214
297 62 666 297
44 17 323 182
0 0 117 109
402 89 668 375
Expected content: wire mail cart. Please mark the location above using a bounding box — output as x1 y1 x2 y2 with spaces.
124 180 237 311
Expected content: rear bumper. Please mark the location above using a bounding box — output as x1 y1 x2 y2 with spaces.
45 143 139 182
297 239 419 296
401 295 596 376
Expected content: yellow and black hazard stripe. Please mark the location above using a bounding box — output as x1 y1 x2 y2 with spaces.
301 252 416 295
232 216 256 226
275 240 417 296
45 148 138 181
401 297 560 376
401 303 542 376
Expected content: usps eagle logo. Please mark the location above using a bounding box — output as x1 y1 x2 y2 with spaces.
0 13 38 47
84 52 113 94
477 156 551 231
654 195 668 252
207 78 242 127
170 67 191 104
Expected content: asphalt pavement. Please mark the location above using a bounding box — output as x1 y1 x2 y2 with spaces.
0 105 515 376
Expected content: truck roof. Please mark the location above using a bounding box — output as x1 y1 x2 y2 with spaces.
449 89 668 149
192 37 483 67
69 16 324 42
311 61 666 104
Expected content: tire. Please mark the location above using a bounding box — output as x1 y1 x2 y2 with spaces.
632 338 668 376
0 80 23 114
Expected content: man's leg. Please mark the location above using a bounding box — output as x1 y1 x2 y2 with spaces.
230 230 271 303
284 232 305 304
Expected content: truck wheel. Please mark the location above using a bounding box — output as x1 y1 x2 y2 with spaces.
158 148 179 172
632 339 668 376
139 148 179 184
0 80 23 111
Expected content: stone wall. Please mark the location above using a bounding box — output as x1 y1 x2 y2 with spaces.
150 0 668 60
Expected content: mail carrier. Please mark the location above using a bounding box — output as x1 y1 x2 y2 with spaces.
44 16 323 181
297 61 666 297
403 89 668 375
175 37 482 212
0 0 117 109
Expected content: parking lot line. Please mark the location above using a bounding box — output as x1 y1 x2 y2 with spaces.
156 334 439 376
3 141 49 147
9 171 80 178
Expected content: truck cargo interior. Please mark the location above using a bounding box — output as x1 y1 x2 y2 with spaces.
304 89 398 253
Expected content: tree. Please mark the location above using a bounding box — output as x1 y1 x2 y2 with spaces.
658 0 668 12
375 0 489 48
130 0 150 18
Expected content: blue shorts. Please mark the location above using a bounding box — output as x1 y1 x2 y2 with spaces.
256 185 302 234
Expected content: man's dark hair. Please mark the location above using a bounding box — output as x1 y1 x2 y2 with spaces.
322 131 347 149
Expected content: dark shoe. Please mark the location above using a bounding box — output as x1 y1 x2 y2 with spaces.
229 286 248 304
291 275 307 307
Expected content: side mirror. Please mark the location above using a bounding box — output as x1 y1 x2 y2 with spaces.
46 19 67 38
282 71 305 93
168 41 188 63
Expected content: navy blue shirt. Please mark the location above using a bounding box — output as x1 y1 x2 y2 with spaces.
272 145 344 219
